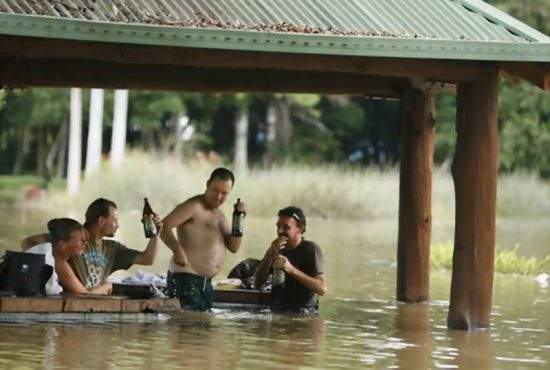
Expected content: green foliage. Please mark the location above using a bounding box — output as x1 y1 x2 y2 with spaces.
0 89 5 110
486 0 549 34
499 81 550 178
128 91 183 129
434 93 456 164
431 242 550 275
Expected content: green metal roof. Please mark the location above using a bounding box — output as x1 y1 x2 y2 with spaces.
0 0 549 62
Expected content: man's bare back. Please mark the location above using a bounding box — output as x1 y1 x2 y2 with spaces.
170 195 228 277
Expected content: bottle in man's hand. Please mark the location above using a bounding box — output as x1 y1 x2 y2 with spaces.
231 198 246 237
142 197 157 238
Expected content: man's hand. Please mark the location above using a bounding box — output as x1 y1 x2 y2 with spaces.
173 247 190 267
142 214 163 235
273 255 292 273
152 214 163 234
234 199 247 214
265 236 287 261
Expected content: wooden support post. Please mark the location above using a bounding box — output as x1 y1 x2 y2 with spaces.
448 68 499 330
397 88 434 303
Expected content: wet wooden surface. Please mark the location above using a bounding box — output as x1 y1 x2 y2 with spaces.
0 289 269 313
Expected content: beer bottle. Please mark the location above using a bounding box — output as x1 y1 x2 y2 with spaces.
231 198 245 237
142 198 157 238
271 267 286 311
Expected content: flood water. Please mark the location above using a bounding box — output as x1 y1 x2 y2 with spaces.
0 205 548 369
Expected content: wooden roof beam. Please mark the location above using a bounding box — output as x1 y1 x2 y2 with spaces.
0 35 483 84
500 62 550 90
0 58 408 96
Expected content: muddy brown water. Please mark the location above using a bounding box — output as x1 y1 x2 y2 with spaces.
0 205 548 369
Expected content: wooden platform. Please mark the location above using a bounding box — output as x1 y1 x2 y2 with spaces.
0 289 270 313
0 296 180 313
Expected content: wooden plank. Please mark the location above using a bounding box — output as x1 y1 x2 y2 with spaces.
0 35 483 83
121 298 181 313
500 62 550 91
0 58 407 96
448 66 499 330
0 297 64 312
64 297 123 313
213 289 271 305
396 87 434 303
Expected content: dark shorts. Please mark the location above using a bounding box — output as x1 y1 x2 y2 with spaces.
167 271 213 311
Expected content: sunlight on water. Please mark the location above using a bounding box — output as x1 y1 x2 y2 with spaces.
0 206 548 369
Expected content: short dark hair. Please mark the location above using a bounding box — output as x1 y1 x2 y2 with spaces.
84 198 117 228
278 206 307 233
207 167 235 186
47 218 83 243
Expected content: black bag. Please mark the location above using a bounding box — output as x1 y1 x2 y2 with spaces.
112 283 156 299
0 251 52 297
227 258 261 289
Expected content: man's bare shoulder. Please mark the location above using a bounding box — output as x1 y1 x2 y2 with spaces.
166 195 204 219
178 195 204 211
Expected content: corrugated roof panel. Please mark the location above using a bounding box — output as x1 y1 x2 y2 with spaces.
1 0 545 41
0 0 548 62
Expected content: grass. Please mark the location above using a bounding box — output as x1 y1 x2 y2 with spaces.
0 175 46 203
431 242 550 275
25 150 550 222
0 175 65 203
5 151 549 276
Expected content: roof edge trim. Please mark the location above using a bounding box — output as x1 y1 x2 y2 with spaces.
459 0 550 42
1 14 549 62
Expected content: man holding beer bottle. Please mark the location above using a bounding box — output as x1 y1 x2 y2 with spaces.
21 198 163 292
161 167 246 311
254 206 327 314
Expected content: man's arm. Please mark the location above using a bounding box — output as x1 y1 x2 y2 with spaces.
133 214 163 266
56 260 112 294
254 255 273 289
21 233 50 251
160 200 194 266
254 236 287 289
274 255 328 296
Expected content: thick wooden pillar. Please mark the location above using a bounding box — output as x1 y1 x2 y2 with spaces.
448 68 499 330
397 88 434 303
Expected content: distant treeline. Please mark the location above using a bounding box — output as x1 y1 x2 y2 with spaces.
0 0 548 179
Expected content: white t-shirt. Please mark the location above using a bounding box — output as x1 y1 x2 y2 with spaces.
27 243 63 295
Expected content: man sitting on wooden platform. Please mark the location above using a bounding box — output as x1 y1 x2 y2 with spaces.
21 198 162 294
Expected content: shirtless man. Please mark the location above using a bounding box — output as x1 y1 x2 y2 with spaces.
161 167 245 311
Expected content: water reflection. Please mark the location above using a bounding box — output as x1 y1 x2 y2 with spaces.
447 330 493 370
0 205 549 369
0 312 326 370
394 303 431 370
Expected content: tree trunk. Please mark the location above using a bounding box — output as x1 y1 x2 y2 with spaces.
12 125 29 175
264 96 277 166
110 89 128 169
278 95 292 150
397 88 434 303
448 67 499 330
46 114 68 179
85 88 104 178
233 105 249 175
67 88 82 195
56 114 69 178
36 126 47 178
